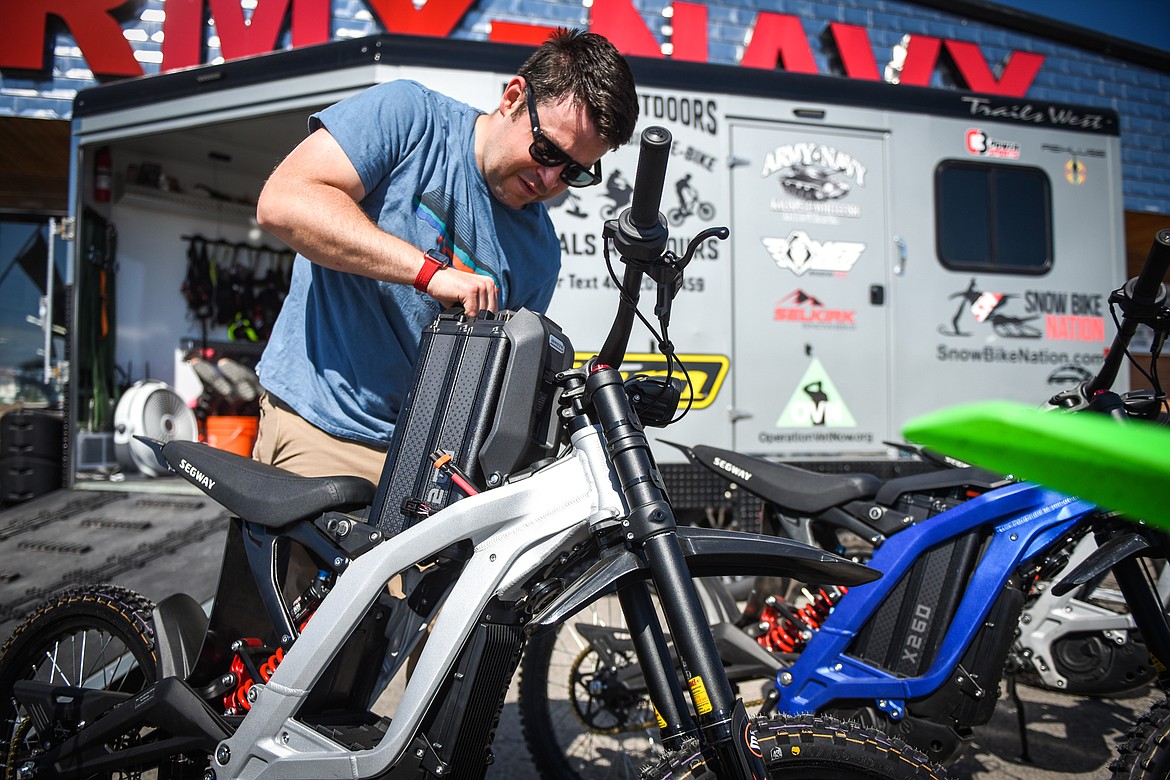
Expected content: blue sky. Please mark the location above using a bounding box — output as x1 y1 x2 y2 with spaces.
988 0 1170 53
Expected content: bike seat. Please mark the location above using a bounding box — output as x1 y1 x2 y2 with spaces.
690 444 881 514
157 439 375 527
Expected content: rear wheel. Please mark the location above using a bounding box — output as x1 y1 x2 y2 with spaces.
1111 698 1170 779
641 714 949 779
0 584 205 779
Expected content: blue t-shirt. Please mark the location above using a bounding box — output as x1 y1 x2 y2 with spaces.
257 81 560 447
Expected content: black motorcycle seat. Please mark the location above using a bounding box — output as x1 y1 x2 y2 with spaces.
691 444 881 515
159 439 375 527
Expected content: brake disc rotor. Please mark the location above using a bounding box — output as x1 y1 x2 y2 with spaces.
567 646 656 735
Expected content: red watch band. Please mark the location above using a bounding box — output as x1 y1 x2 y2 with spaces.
413 249 449 294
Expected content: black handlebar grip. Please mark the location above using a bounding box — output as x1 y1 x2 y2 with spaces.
1130 229 1170 305
628 127 673 232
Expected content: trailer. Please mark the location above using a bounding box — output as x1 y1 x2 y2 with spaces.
64 34 1123 495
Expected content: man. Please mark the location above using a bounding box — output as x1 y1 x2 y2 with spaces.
253 29 638 484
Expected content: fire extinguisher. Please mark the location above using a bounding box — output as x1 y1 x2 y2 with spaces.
94 146 112 203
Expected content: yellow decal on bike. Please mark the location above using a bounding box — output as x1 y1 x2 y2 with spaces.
791 745 802 756
688 675 713 714
655 708 667 730
573 352 730 410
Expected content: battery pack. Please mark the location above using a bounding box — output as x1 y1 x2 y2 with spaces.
369 308 572 536
847 530 984 676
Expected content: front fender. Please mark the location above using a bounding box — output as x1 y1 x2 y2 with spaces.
1052 532 1150 596
527 527 879 634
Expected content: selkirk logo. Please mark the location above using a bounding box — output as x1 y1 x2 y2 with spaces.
763 232 865 277
774 289 857 328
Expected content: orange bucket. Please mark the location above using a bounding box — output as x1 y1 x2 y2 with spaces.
205 415 259 457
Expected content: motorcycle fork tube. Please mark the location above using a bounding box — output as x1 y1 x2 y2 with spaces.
1112 556 1170 687
587 366 767 778
616 581 696 749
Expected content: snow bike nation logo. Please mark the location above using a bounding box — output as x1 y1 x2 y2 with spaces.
774 290 856 329
776 358 857 428
763 231 865 277
939 278 1041 339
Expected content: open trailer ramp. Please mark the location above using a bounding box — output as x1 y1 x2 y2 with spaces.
0 487 228 637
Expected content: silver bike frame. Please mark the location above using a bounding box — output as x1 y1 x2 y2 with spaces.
213 423 624 779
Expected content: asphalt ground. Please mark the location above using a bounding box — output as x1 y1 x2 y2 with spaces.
0 485 1159 779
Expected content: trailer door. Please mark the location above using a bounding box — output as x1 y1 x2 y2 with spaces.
728 122 889 455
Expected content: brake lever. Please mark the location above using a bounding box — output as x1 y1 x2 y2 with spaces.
676 226 730 270
648 227 730 328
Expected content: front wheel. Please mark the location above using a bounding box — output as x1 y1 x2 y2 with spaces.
1111 698 1170 779
641 714 949 779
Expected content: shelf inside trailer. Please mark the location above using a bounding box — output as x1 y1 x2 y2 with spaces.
117 183 256 223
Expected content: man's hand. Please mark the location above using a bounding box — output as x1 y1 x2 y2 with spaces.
427 269 498 317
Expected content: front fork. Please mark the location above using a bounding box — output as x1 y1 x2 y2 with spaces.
586 366 767 778
1113 555 1170 689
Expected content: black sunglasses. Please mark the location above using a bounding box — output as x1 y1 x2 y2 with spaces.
524 85 602 188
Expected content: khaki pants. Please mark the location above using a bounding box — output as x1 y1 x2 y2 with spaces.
253 391 426 675
252 392 387 485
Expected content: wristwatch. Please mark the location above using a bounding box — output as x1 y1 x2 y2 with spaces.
413 248 450 294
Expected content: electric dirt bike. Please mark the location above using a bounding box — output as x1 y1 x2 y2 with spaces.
0 128 942 780
667 441 1160 700
904 399 1170 780
518 229 1170 779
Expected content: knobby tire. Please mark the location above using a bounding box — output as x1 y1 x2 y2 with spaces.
0 583 203 779
1112 698 1170 780
641 714 949 779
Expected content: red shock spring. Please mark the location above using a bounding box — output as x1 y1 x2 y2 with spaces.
224 645 288 714
755 586 847 654
222 612 318 715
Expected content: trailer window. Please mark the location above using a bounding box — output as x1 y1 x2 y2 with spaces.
935 162 1052 274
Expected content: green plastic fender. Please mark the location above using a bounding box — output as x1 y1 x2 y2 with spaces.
902 400 1170 527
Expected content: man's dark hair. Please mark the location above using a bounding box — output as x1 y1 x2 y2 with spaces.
518 29 638 150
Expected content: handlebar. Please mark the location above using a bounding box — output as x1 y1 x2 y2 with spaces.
611 127 672 264
627 127 672 233
598 269 644 368
1128 228 1170 306
598 127 674 367
595 127 730 371
1054 229 1170 408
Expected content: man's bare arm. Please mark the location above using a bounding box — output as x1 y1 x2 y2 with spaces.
257 128 498 315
